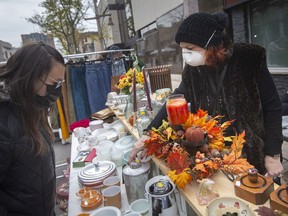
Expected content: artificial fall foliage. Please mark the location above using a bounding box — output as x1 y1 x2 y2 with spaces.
143 109 254 190
222 131 254 174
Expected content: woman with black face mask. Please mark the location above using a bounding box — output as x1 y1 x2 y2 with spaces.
0 42 65 215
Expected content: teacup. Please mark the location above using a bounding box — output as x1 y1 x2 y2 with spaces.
102 185 122 209
103 176 121 188
74 127 89 138
130 199 149 216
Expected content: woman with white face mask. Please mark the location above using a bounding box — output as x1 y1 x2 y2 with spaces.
129 12 284 183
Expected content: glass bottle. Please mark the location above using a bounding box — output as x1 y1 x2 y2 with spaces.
124 95 133 122
136 107 151 137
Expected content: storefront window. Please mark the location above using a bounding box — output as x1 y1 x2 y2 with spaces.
250 0 288 67
136 4 184 74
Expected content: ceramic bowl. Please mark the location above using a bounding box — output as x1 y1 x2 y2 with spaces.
206 197 255 216
89 120 104 132
76 187 93 198
124 212 141 216
130 199 149 216
122 148 133 164
90 206 121 216
80 190 103 210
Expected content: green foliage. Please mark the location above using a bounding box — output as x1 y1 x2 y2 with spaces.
27 0 90 54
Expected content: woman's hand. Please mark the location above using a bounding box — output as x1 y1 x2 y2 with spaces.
128 135 150 163
264 155 283 179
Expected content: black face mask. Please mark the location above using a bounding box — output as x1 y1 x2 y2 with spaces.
36 84 62 109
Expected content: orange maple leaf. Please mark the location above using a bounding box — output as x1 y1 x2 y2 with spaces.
166 151 191 174
144 138 164 157
223 131 246 165
223 158 254 174
194 109 208 118
167 168 192 190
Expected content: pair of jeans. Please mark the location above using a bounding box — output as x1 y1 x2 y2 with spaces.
69 64 91 121
85 61 112 113
111 58 126 76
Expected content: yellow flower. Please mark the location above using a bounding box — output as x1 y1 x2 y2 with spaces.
115 68 144 90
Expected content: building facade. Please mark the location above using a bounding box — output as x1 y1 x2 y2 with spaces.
128 0 287 98
21 32 55 47
0 40 15 63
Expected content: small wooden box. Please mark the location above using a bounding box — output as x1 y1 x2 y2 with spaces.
234 173 274 205
270 184 288 213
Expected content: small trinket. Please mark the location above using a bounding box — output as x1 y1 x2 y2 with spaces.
248 168 258 183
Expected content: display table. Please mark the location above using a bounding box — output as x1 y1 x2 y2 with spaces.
67 111 278 215
113 112 278 215
67 134 130 215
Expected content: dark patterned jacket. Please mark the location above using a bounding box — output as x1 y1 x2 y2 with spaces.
148 43 283 174
0 101 56 216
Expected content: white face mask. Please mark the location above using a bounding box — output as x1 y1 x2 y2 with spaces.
182 48 206 66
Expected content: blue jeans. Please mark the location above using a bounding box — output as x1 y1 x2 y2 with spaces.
111 58 126 76
85 61 112 113
69 64 91 121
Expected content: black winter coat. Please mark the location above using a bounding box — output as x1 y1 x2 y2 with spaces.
0 101 56 216
147 44 283 174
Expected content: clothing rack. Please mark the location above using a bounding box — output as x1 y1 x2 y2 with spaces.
63 49 135 59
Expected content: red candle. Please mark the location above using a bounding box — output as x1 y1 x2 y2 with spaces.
142 67 153 111
166 94 189 126
133 68 137 113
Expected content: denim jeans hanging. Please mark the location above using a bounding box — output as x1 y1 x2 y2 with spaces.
69 64 91 121
85 61 112 113
111 58 126 76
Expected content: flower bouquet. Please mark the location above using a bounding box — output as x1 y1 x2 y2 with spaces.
143 109 254 189
115 68 144 95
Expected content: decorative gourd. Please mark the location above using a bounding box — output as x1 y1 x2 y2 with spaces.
185 127 205 143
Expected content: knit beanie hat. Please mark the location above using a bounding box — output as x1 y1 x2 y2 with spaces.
175 12 229 48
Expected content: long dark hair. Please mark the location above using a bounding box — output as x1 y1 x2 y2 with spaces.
0 42 64 155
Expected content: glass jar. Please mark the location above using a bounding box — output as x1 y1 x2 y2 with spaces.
166 94 189 127
136 107 152 137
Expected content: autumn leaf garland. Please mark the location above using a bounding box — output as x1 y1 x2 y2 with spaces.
143 109 254 190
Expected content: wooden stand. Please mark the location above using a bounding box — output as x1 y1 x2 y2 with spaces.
270 184 288 213
234 173 274 205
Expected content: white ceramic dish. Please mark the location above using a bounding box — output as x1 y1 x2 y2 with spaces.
89 120 104 132
206 197 255 216
108 120 126 133
90 206 121 216
114 135 135 151
91 128 118 142
77 143 90 152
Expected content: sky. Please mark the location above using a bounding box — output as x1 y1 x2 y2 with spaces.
0 0 96 48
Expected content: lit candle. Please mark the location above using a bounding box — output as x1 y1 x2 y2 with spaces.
142 67 153 111
133 68 137 113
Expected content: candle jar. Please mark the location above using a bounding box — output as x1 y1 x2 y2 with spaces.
166 94 189 128
248 168 259 183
